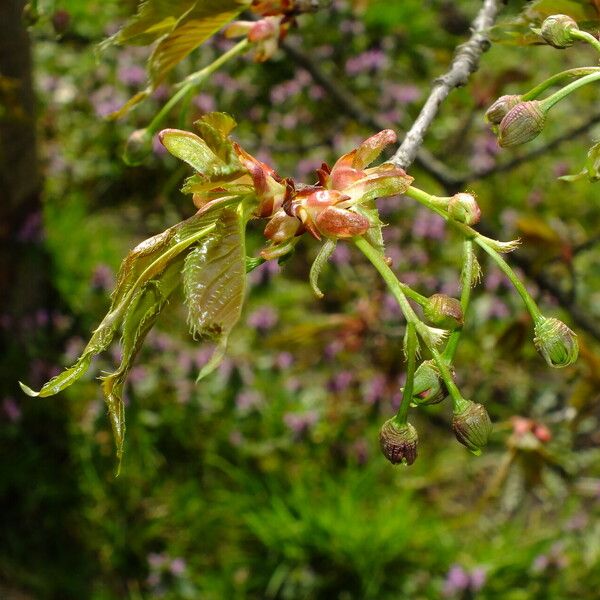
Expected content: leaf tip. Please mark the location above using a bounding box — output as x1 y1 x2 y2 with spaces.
19 381 40 397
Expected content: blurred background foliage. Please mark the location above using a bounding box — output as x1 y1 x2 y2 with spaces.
1 0 600 598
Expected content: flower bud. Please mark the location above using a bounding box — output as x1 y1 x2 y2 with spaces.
123 129 153 166
424 294 463 330
263 210 301 243
485 95 522 125
452 402 492 454
498 101 545 148
448 193 481 225
411 360 448 406
379 419 418 465
533 317 578 368
314 206 370 239
540 14 579 48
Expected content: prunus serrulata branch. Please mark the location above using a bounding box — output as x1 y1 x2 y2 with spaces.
390 0 503 170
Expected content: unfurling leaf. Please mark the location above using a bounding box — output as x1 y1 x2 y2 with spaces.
20 196 242 450
103 0 247 116
183 206 248 379
309 238 336 299
101 257 184 473
559 141 600 182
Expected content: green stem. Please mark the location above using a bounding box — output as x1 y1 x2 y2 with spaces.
443 240 475 362
474 239 542 322
145 39 249 136
355 234 470 412
430 347 469 413
405 186 543 323
396 323 417 424
353 237 428 306
540 71 600 112
571 29 600 55
522 67 600 100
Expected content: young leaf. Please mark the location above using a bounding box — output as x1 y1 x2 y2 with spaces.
101 256 184 472
183 205 248 379
147 1 246 88
20 196 240 399
309 238 336 299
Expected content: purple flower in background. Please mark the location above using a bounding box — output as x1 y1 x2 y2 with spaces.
249 260 280 286
248 306 278 333
275 351 294 370
328 370 354 392
90 86 124 118
443 564 486 597
148 552 166 569
345 50 389 76
152 134 167 156
193 93 216 114
117 64 146 87
235 390 263 413
364 373 386 405
17 210 43 242
413 208 446 240
91 264 114 291
387 83 421 104
330 243 351 266
169 557 186 576
284 410 318 437
3 397 22 423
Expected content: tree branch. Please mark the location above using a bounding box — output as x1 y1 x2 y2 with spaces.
390 0 502 170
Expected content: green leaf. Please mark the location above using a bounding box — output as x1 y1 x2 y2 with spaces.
559 141 600 182
160 120 246 183
183 206 248 379
147 1 246 87
101 256 184 473
20 196 240 399
309 238 336 299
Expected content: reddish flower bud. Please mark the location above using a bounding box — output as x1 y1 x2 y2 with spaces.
315 206 370 239
448 193 481 225
540 14 579 48
452 402 492 454
533 317 578 368
379 419 418 465
485 95 522 125
263 209 301 243
424 294 464 330
498 101 546 147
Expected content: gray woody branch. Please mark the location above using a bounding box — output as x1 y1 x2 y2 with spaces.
391 0 503 170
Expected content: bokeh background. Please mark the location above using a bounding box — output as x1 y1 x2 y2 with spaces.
1 0 600 598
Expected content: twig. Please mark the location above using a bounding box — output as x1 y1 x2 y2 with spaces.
391 0 502 169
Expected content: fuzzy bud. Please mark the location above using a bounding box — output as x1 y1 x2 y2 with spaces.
379 419 418 465
424 294 464 330
452 402 492 454
498 101 546 147
448 193 481 225
485 95 522 125
533 317 578 368
540 14 579 48
411 360 449 406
